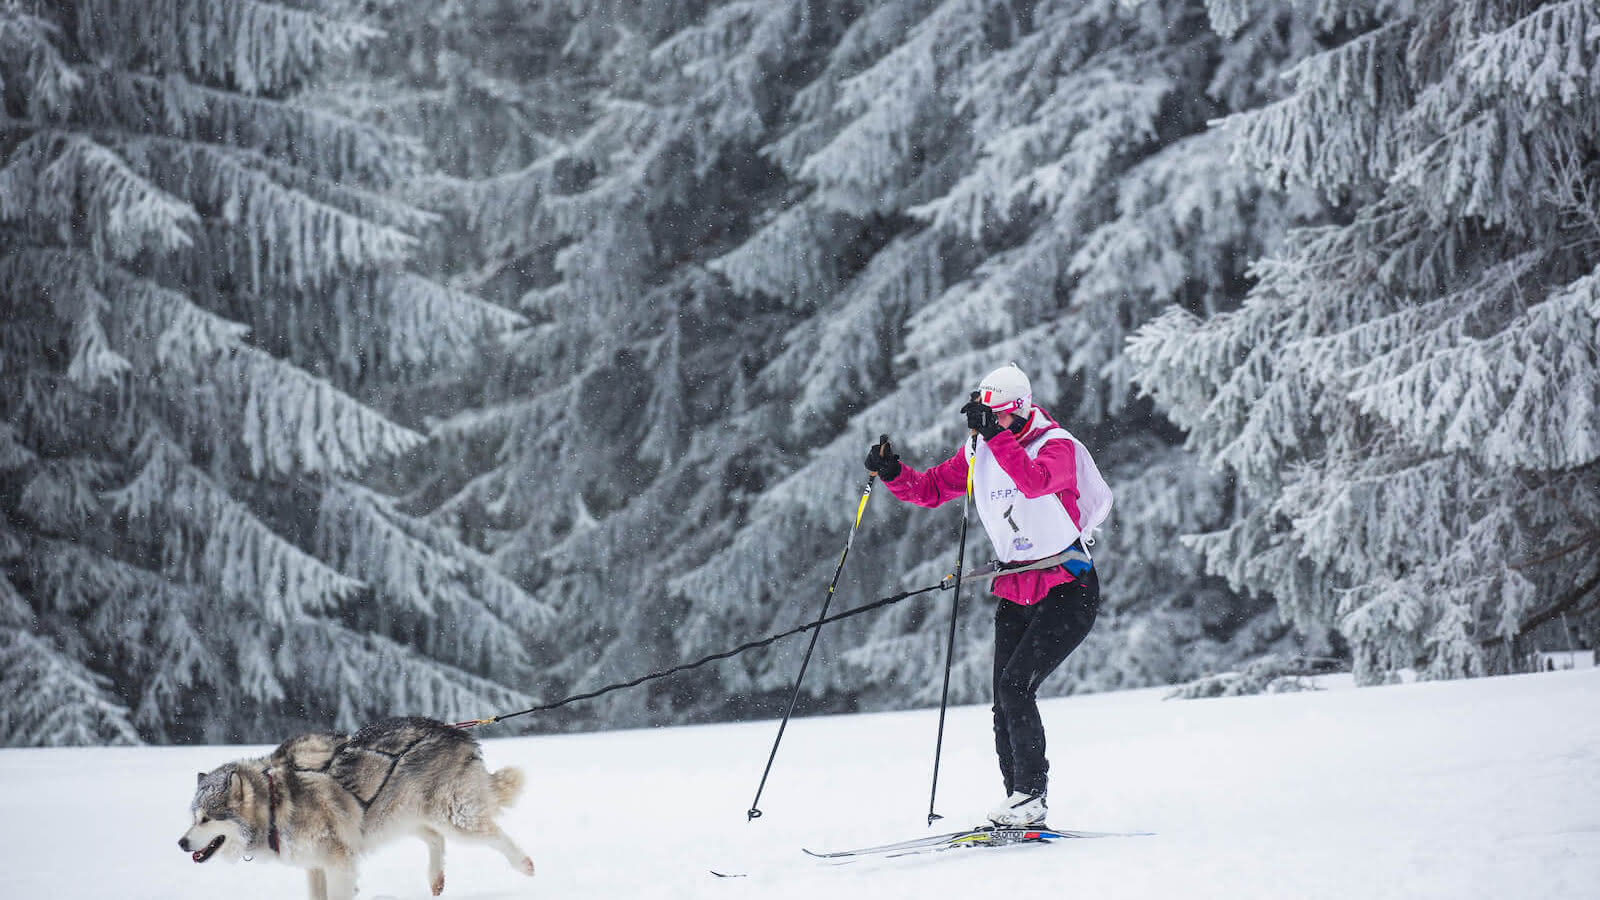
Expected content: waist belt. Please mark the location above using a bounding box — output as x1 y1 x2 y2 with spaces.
940 542 1092 591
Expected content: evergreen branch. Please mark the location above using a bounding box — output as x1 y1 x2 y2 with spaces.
0 422 36 472
288 619 532 732
87 133 422 281
1221 21 1413 194
1491 568 1600 646
83 70 414 185
1507 530 1600 572
0 246 252 374
108 433 364 621
0 570 28 627
147 134 419 251
318 480 548 646
378 273 526 369
74 0 382 97
226 345 426 478
237 142 437 232
0 8 82 119
3 131 200 257
0 627 142 746
1459 0 1598 108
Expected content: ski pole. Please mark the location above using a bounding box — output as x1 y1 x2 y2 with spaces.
747 435 890 821
927 402 979 826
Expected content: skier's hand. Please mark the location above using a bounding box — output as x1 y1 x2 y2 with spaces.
865 434 902 480
962 395 1003 440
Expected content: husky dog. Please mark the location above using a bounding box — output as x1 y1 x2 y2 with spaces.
178 717 534 900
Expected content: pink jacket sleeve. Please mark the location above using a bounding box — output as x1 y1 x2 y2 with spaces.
986 430 1079 505
883 445 970 508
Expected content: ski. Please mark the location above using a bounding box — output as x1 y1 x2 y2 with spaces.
803 824 1150 861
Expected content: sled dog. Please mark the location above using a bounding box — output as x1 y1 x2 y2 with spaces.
178 717 534 900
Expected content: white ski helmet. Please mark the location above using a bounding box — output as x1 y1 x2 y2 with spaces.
978 363 1032 417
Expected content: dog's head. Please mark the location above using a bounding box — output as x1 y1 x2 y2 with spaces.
178 764 255 864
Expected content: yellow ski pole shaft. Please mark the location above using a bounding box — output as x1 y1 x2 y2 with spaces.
747 434 889 821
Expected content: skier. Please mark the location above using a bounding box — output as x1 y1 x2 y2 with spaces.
864 363 1110 827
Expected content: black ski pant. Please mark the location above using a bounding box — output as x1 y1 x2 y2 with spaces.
991 566 1100 798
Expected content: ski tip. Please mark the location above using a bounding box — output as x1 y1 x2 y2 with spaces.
710 870 747 878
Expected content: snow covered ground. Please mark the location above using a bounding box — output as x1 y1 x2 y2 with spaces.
4 668 1597 899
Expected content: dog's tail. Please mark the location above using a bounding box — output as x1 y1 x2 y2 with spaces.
490 766 525 808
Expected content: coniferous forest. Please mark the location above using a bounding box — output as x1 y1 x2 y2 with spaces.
2 0 1596 745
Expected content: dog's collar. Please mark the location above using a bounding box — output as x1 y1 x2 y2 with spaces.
264 768 281 854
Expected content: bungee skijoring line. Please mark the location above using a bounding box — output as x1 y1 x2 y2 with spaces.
450 545 1087 731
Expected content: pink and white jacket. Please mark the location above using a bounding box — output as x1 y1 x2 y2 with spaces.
884 405 1088 606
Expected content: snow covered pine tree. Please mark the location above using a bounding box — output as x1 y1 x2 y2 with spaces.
1130 0 1600 682
0 0 546 745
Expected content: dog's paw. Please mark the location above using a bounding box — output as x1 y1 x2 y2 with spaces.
518 857 535 877
430 872 444 896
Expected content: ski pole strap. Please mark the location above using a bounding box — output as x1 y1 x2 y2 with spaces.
940 543 1092 591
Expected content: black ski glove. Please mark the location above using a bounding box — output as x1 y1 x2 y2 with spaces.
865 434 902 480
961 395 1004 440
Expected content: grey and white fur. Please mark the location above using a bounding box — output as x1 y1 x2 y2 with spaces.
178 717 534 900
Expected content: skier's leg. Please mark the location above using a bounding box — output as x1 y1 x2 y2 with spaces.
991 598 1033 795
994 568 1101 796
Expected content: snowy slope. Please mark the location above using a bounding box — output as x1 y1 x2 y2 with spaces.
4 669 1597 900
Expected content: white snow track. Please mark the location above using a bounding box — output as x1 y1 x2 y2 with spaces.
2 669 1596 900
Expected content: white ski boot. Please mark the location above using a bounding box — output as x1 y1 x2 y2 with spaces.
987 791 1047 827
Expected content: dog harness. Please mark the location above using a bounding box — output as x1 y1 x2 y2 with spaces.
276 731 435 810
264 768 281 854
339 735 432 809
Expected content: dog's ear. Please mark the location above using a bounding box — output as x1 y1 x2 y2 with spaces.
198 771 207 785
228 769 244 802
